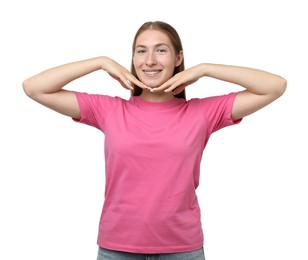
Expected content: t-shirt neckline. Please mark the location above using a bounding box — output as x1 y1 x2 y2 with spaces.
131 96 185 110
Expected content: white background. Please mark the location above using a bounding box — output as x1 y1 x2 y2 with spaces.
1 0 307 259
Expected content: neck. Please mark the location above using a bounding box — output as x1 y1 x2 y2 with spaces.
140 90 175 102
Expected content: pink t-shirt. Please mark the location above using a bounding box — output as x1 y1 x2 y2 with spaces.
73 92 241 254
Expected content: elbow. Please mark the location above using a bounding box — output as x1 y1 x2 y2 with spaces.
274 76 287 98
22 78 36 98
280 77 287 96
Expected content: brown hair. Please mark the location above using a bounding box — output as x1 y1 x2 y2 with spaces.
130 21 186 100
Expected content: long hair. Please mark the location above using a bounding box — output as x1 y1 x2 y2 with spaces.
130 21 186 100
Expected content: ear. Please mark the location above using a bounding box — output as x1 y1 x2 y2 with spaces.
175 50 183 67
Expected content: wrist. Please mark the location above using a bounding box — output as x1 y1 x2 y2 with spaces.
198 63 212 77
100 56 112 71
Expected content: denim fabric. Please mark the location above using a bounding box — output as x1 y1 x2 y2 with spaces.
97 247 205 260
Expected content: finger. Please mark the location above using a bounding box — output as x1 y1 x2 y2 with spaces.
129 77 150 90
125 79 134 90
107 73 132 90
163 81 182 93
151 80 175 92
172 86 184 95
164 84 177 92
169 84 186 95
120 82 133 90
119 77 133 90
117 75 134 90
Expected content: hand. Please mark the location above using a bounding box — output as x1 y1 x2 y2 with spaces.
150 64 205 95
101 56 148 91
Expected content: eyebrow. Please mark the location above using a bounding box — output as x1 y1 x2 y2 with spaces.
135 43 170 49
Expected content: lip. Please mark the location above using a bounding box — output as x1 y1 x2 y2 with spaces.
143 70 162 77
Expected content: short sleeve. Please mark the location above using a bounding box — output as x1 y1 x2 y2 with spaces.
72 92 119 131
197 92 242 134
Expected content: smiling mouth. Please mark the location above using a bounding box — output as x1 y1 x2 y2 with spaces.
143 70 161 77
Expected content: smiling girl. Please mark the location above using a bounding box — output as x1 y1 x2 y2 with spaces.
23 21 286 260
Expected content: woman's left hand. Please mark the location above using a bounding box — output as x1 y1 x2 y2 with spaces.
150 64 205 95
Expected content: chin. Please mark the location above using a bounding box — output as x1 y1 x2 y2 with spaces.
143 82 159 89
144 79 166 89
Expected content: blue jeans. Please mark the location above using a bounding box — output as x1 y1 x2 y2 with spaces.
97 247 205 260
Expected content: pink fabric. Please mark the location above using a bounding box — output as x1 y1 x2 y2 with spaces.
73 93 241 253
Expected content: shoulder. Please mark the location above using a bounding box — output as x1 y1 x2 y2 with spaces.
74 92 128 106
188 92 237 103
187 92 238 108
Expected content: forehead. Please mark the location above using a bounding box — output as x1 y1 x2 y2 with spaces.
135 29 172 47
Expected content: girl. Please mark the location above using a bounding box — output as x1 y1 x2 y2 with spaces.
23 21 287 260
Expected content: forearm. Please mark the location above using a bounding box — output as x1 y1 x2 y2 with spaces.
201 63 287 96
22 56 105 97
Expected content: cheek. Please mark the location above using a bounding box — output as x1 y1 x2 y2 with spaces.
164 60 177 74
133 56 143 68
132 60 143 79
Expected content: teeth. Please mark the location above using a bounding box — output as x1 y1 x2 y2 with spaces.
144 71 159 75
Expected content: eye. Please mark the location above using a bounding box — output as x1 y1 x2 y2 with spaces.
135 48 146 54
157 48 167 53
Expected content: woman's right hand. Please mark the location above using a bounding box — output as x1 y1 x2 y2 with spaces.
101 56 148 91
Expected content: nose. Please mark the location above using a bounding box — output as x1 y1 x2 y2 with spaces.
146 51 157 66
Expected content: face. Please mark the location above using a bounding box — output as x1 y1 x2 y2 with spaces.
133 29 183 89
